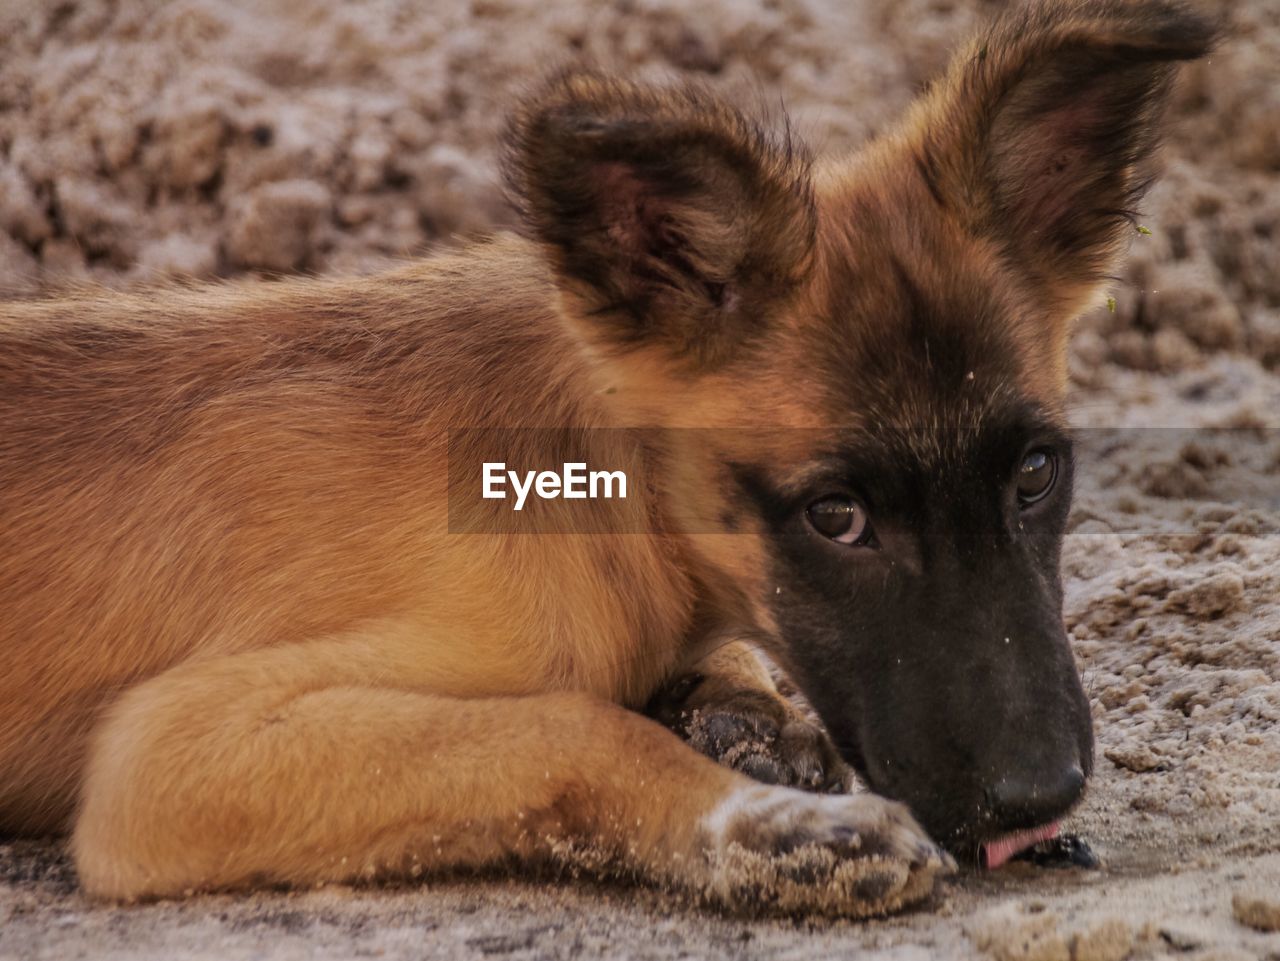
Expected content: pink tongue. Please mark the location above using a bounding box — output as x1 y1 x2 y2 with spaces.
980 821 1061 869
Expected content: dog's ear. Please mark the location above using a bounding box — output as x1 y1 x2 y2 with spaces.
912 0 1219 312
505 70 816 368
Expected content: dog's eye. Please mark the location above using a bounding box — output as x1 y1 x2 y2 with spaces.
806 497 873 545
1017 449 1057 506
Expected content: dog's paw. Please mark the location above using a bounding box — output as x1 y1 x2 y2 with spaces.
649 678 853 793
697 785 954 917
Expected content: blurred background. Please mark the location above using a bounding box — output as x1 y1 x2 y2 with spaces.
0 0 1276 386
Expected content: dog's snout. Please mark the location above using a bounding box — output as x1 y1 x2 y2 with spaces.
986 763 1086 830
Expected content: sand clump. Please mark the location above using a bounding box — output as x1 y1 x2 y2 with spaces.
966 903 1135 961
1067 919 1133 961
1231 886 1280 933
967 902 1072 961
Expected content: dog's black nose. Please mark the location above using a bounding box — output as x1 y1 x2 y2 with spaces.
987 764 1086 829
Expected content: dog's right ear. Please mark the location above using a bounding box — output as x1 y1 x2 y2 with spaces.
504 70 816 369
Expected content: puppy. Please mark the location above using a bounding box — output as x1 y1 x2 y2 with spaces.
0 0 1214 915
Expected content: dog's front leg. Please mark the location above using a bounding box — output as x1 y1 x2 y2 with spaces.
647 640 854 793
73 632 947 914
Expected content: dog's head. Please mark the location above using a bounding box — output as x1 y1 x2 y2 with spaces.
506 0 1216 857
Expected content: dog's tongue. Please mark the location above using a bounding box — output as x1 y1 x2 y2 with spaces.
980 821 1061 869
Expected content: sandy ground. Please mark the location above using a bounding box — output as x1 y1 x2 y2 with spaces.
1 0 1279 958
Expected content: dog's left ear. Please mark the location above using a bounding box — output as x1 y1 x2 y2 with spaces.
913 0 1219 313
505 70 816 368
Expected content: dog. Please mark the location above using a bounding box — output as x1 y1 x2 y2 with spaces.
0 0 1214 915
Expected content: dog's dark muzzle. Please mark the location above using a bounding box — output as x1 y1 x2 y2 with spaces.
805 573 1095 862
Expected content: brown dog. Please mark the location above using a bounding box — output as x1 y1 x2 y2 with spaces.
0 0 1213 915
